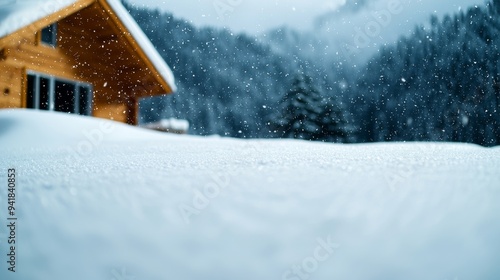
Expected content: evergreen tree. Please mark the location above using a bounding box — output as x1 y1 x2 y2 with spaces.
272 74 322 140
314 97 350 143
272 74 349 142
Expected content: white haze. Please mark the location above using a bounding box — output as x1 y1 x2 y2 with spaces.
127 0 485 35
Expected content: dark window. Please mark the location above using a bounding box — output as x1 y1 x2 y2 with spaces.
26 74 50 110
41 23 57 47
55 81 75 113
25 72 92 115
79 86 91 115
27 74 35 109
39 77 50 110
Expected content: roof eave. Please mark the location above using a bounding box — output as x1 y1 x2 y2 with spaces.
99 0 177 94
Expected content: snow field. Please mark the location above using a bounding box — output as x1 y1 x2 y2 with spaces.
0 109 499 280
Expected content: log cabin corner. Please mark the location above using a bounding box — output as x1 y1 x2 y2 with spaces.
0 0 176 125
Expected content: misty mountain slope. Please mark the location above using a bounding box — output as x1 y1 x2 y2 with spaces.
353 0 500 146
125 2 350 138
250 0 500 146
262 0 395 67
125 0 498 146
263 0 486 70
125 4 340 137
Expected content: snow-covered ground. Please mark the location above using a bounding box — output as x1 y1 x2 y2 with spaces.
1 109 499 280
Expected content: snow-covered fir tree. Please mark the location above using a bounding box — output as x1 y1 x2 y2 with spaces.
272 74 349 142
314 97 350 143
272 74 322 140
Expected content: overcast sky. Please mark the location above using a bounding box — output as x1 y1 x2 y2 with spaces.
127 0 487 35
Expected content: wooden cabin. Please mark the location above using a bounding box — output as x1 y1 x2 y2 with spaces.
0 0 176 125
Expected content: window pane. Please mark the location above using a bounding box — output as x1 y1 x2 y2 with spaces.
39 77 50 110
41 24 56 46
55 81 75 113
79 86 91 115
26 74 35 109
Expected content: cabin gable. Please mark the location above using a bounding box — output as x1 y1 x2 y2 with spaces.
0 0 175 125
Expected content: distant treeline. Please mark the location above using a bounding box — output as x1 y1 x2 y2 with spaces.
126 0 500 146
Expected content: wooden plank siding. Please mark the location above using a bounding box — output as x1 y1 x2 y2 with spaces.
0 63 23 108
0 0 174 125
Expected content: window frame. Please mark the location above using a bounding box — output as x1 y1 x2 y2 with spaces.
40 23 58 47
26 71 93 116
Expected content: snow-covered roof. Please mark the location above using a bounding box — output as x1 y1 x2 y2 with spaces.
0 0 77 38
106 0 176 91
0 0 176 91
142 118 190 132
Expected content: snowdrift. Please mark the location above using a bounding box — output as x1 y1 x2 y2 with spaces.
0 109 499 280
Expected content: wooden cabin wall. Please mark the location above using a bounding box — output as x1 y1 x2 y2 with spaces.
0 27 132 123
0 8 119 122
0 63 23 109
93 103 128 123
0 35 39 109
